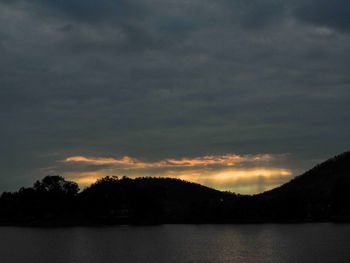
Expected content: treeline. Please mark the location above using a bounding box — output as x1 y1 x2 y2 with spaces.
0 175 242 225
1 151 350 225
0 176 80 225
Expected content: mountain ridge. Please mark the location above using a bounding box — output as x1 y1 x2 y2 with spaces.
0 151 349 225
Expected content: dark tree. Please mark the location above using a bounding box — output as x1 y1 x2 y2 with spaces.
33 175 79 196
1 151 350 225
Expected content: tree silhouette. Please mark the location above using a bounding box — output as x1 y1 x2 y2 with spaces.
1 151 350 225
33 175 79 196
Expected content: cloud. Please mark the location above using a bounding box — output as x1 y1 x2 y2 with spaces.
63 153 275 168
54 153 292 194
175 167 292 193
60 166 292 195
293 0 350 31
0 0 350 192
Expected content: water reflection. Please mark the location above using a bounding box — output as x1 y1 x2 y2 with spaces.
0 224 349 263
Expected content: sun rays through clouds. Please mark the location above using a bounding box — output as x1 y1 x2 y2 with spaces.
47 153 293 194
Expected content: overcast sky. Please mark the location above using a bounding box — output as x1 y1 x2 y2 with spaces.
1 0 350 194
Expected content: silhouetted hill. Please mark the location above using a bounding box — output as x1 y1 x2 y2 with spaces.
0 151 350 225
78 176 238 224
257 151 350 221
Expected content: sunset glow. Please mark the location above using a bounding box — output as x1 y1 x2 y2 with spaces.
58 154 292 194
64 154 275 168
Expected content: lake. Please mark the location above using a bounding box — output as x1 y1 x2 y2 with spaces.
0 223 349 263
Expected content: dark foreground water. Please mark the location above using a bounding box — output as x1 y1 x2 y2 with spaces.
0 223 350 263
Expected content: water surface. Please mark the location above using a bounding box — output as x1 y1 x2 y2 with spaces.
0 223 349 263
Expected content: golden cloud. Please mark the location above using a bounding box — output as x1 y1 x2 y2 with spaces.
63 153 275 169
57 153 292 194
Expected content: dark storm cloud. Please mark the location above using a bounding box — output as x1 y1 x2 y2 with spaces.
1 0 134 21
293 0 350 31
0 0 350 192
222 0 286 29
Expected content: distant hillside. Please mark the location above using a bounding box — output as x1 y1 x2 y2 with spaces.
0 151 350 225
78 176 238 224
257 151 350 221
0 176 240 225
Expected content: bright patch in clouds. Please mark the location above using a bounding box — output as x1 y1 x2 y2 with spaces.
64 154 274 168
57 153 292 194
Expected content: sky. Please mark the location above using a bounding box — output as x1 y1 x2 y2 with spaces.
1 0 350 194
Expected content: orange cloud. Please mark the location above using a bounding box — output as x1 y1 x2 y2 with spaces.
61 168 291 195
166 167 292 193
63 154 275 169
58 153 292 194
